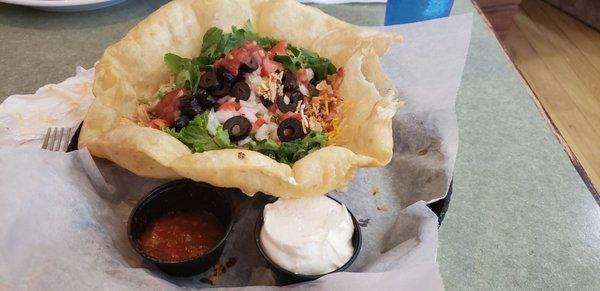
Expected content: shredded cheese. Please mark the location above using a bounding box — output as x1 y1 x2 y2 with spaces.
327 117 343 145
304 76 344 138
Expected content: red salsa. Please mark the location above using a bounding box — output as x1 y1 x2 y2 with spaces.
139 211 225 261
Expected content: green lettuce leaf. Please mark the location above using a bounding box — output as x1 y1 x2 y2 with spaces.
164 53 199 92
163 116 327 164
164 20 335 92
213 126 232 148
161 113 233 152
200 27 225 58
274 44 336 81
197 20 281 66
164 53 185 75
249 132 328 165
163 54 214 92
155 89 167 101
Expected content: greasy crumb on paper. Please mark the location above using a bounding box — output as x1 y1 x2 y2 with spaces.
370 186 379 196
203 257 237 285
377 204 389 212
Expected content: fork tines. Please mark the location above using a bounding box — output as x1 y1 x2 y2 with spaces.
41 127 72 152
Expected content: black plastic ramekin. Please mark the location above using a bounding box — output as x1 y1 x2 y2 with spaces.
128 179 235 277
254 196 362 285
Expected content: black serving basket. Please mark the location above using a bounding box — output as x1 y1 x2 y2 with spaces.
67 123 453 224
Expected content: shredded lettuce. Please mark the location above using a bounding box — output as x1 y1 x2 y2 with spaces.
164 115 328 164
199 20 279 63
164 20 279 92
161 113 233 152
274 44 337 82
161 20 332 164
249 132 328 165
155 89 167 100
164 54 201 93
213 127 232 149
164 20 335 90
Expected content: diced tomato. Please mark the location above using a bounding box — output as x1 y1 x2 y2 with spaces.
260 57 282 77
280 112 302 121
213 40 285 77
296 68 309 86
150 88 187 126
214 41 260 76
252 118 266 133
269 41 288 55
149 119 168 129
217 59 239 77
218 102 241 111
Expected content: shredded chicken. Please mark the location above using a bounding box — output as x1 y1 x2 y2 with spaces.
304 69 344 135
256 71 283 103
136 104 152 126
315 80 333 94
331 68 344 91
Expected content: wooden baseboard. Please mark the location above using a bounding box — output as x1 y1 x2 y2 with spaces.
473 0 523 39
543 0 600 30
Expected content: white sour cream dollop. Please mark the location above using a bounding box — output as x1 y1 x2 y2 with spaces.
260 196 354 275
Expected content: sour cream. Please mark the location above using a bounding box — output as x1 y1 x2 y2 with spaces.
260 196 354 275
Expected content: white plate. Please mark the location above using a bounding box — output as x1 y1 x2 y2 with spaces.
0 0 127 12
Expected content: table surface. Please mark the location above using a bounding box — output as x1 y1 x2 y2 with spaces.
1 0 599 290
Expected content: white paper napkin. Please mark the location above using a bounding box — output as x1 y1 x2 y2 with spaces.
0 66 94 147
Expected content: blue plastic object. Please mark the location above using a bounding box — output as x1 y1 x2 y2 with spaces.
384 0 454 25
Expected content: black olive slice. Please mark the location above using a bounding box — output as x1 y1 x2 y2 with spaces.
260 96 274 108
276 91 302 113
310 78 319 86
230 82 251 101
194 87 209 98
289 91 303 102
212 84 231 98
179 95 204 118
282 69 298 92
239 57 258 73
199 71 220 91
174 115 190 132
277 118 305 142
216 66 238 84
199 96 218 109
223 116 252 142
193 88 218 109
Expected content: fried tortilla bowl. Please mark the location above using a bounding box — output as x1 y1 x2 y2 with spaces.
79 0 402 198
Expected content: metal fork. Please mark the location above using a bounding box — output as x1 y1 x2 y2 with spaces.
41 127 72 152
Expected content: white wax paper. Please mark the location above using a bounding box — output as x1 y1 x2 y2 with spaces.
0 66 94 147
0 14 472 290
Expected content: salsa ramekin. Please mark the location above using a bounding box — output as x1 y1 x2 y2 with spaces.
128 179 235 277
